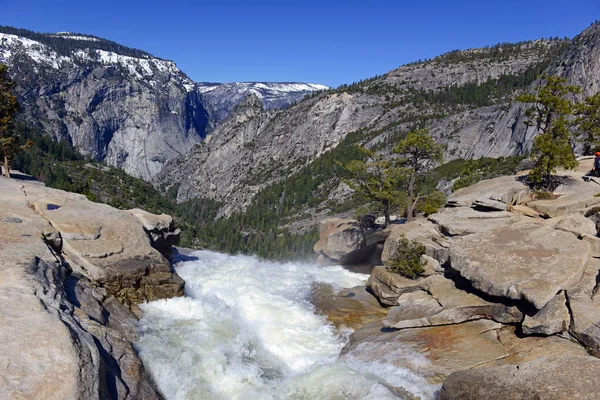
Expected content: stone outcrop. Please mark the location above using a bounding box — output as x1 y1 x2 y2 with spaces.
552 212 597 238
129 208 181 260
438 356 600 400
445 175 530 209
33 195 184 305
383 275 522 329
313 218 366 264
366 266 421 306
381 220 450 264
449 221 590 310
0 175 167 399
428 207 523 237
522 292 570 336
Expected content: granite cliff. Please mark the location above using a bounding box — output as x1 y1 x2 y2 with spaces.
156 24 600 220
0 27 326 181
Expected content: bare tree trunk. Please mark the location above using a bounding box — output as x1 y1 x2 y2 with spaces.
384 201 390 227
3 154 10 179
406 174 415 221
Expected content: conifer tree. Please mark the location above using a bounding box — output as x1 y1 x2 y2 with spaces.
393 129 444 221
574 92 600 154
342 146 405 227
517 75 581 186
0 63 30 178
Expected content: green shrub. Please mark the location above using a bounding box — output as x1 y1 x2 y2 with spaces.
534 190 553 200
387 236 426 279
418 190 447 215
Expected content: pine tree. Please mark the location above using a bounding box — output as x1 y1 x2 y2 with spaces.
574 92 600 154
517 75 581 186
341 146 405 226
393 129 444 221
0 63 30 178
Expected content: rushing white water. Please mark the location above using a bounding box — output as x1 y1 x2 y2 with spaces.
136 251 437 400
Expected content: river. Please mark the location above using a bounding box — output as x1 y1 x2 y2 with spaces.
135 251 437 399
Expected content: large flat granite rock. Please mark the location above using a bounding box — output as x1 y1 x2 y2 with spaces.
450 221 590 309
439 355 600 400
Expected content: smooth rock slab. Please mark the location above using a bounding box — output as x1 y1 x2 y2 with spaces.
446 175 530 208
567 288 600 356
438 355 600 400
553 213 597 238
450 221 590 310
428 207 523 237
384 275 522 329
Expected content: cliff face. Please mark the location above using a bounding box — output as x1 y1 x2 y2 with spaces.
0 28 328 181
0 29 208 180
155 28 600 215
157 24 600 218
198 81 329 125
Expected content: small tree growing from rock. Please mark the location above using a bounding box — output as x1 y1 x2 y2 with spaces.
394 129 444 221
342 146 405 227
387 236 426 279
517 75 581 187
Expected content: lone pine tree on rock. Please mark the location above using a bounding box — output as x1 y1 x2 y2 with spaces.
394 128 444 221
517 75 581 187
342 146 406 227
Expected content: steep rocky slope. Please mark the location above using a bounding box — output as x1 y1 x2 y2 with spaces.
0 27 209 180
156 25 599 215
0 27 326 181
198 81 328 124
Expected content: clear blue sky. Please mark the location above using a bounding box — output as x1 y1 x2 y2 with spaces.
2 0 598 87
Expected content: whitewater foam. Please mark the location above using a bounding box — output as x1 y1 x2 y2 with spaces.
136 251 437 399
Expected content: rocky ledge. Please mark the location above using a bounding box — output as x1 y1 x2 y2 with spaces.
0 174 184 399
315 158 600 399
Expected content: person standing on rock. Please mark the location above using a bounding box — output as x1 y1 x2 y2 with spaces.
594 152 600 176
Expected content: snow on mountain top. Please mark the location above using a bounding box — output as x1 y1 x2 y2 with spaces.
196 82 329 93
0 32 71 68
51 34 100 42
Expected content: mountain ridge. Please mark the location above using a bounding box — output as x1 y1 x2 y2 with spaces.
0 26 327 179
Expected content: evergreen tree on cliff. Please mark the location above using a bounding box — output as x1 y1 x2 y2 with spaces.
517 75 581 187
575 92 600 154
341 146 405 227
0 63 28 178
393 129 444 221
